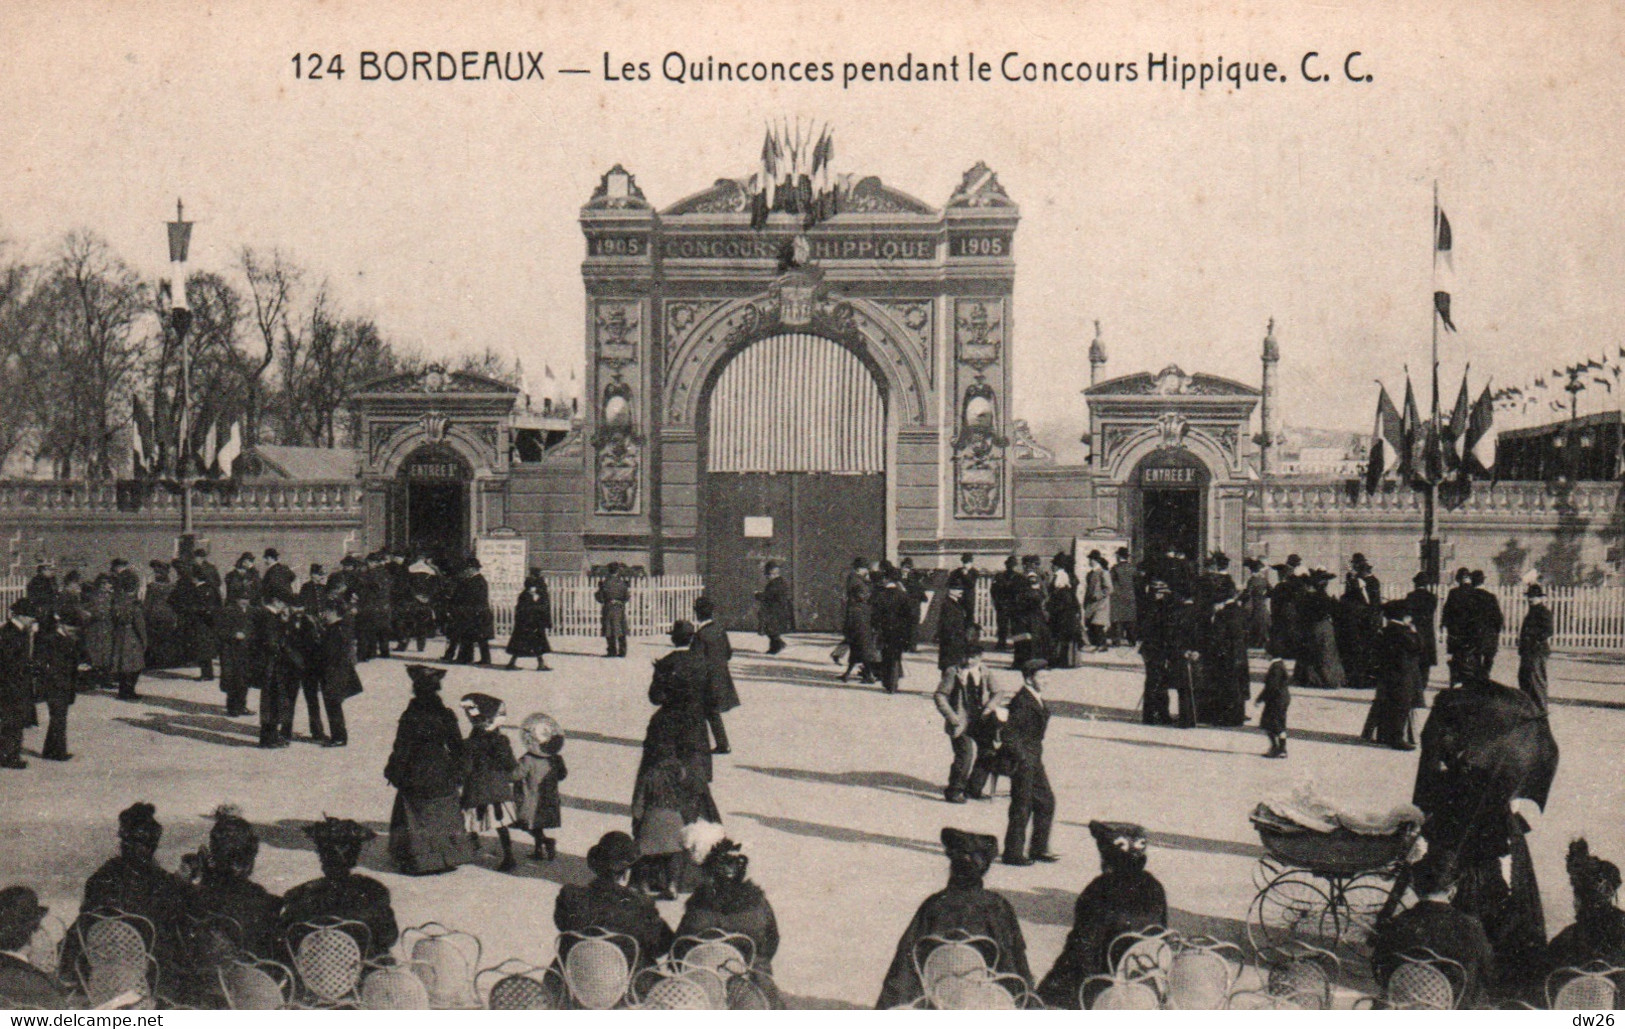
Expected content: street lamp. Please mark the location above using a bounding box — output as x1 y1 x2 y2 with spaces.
166 199 195 535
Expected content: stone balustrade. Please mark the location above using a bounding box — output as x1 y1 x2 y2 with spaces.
0 479 365 514
1258 479 1619 517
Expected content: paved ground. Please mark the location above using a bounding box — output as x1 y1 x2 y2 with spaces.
1 635 1620 1008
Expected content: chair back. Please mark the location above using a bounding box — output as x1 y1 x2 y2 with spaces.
1387 959 1456 1010
561 932 635 1009
26 914 67 974
932 969 1019 1010
1548 964 1621 1010
635 967 726 1010
79 915 154 1008
359 963 431 1010
724 973 775 1010
1227 989 1297 1010
403 922 482 1008
1261 943 1338 1010
1110 926 1174 989
218 958 292 1010
476 960 560 1010
1088 977 1161 1010
915 933 996 995
1166 940 1242 1010
677 930 755 976
291 923 365 1005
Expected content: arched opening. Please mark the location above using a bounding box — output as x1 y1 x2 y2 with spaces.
700 332 887 631
394 444 472 564
1127 448 1212 563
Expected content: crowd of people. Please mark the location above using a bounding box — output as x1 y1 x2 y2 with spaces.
0 539 1601 1010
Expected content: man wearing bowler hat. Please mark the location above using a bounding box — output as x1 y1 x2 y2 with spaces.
998 659 1057 866
0 886 66 1008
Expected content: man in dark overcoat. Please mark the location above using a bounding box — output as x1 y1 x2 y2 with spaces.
999 659 1056 866
692 596 739 754
0 599 38 769
224 552 261 605
250 593 303 748
945 553 980 621
871 566 917 694
260 548 295 606
596 562 631 658
448 559 494 665
1516 582 1552 710
1405 570 1439 686
1439 567 1475 684
33 607 81 761
753 560 793 655
990 556 1022 650
1467 569 1505 681
24 563 57 629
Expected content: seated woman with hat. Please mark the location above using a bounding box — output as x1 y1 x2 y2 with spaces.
876 827 1031 1008
554 830 674 973
277 817 398 961
1037 821 1168 1008
0 886 66 1008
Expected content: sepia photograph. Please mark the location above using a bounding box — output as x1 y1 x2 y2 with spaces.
0 0 1621 1013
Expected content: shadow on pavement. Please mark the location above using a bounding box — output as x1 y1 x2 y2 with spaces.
734 811 940 857
738 764 941 800
561 793 632 818
1001 884 1079 928
114 712 261 750
565 728 644 749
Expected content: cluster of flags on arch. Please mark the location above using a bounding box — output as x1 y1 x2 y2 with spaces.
129 397 243 484
748 119 845 231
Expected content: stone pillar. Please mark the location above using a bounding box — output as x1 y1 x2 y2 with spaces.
1260 318 1279 476
1088 319 1107 387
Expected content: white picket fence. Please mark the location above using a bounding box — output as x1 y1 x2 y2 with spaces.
491 574 706 639
1 571 1617 651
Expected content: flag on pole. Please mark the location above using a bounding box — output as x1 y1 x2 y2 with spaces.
1444 370 1472 471
201 419 219 476
131 398 150 478
1434 204 1453 272
1364 385 1404 493
1433 291 1457 332
1400 377 1425 484
1464 385 1497 477
217 420 243 478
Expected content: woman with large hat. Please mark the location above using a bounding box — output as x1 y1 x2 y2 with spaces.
553 830 673 973
876 827 1031 1008
383 664 475 874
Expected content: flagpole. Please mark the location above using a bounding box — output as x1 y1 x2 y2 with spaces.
1423 181 1440 585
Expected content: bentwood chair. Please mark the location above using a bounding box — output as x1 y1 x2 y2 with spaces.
1258 940 1339 1010
630 965 727 1010
77 910 158 1010
1108 925 1177 998
287 918 370 1008
913 930 999 999
476 959 563 1010
1165 935 1245 1010
559 930 637 1009
218 956 295 1010
1084 973 1162 1010
1547 961 1622 1010
673 929 755 979
358 960 432 1010
1384 948 1465 1010
400 921 482 1008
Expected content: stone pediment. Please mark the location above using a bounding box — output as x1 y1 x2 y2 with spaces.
357 366 520 396
1086 365 1260 398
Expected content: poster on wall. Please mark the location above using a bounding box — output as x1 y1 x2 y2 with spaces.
476 530 528 601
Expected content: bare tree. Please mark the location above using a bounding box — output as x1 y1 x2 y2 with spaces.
239 247 299 445
144 270 249 475
27 232 150 477
0 241 40 467
455 346 521 386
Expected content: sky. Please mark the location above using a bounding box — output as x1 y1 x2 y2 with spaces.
3 0 1622 455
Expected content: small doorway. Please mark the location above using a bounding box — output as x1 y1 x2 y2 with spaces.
1129 449 1209 562
397 445 470 564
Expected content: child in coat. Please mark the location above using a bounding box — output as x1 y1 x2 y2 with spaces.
1256 657 1291 758
514 712 567 861
631 752 705 899
460 692 520 871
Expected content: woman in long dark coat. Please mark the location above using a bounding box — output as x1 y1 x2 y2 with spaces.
1197 569 1250 727
1296 572 1346 688
505 573 552 670
1362 601 1423 749
637 621 719 821
383 664 474 874
675 823 785 1008
754 560 793 654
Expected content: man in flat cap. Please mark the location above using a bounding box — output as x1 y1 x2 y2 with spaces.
0 598 38 770
877 827 1031 1008
278 816 397 961
0 885 66 1008
1037 822 1168 1008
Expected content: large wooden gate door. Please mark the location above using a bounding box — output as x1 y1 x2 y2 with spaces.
701 332 886 632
